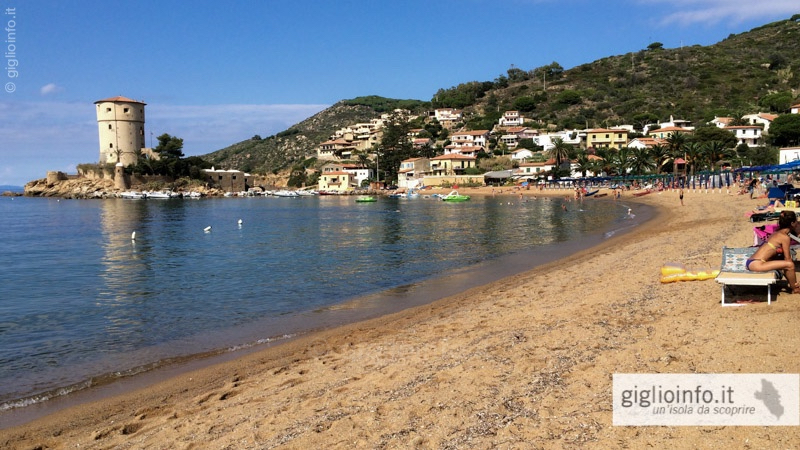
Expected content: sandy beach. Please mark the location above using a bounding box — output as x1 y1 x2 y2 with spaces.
3 186 800 449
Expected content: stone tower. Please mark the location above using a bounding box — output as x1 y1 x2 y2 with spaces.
94 96 146 167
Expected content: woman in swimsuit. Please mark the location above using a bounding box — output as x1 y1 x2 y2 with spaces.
747 210 800 294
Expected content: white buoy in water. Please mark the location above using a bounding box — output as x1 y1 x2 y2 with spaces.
131 231 136 240
238 219 243 225
204 226 212 233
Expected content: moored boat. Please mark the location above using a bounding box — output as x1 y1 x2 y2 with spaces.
440 190 470 202
355 196 377 203
120 191 145 199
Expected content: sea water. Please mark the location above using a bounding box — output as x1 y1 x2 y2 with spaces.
0 194 647 418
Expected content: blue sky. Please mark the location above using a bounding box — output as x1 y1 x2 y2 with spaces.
1 0 797 186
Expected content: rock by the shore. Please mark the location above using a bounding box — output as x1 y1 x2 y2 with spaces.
24 177 117 199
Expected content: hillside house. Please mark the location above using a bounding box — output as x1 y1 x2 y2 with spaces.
647 126 693 140
498 111 524 127
710 116 734 128
510 148 534 160
317 138 357 160
792 103 800 114
742 112 778 133
450 130 490 149
725 125 764 147
398 157 431 189
586 128 629 150
433 108 463 129
429 154 476 176
627 137 668 149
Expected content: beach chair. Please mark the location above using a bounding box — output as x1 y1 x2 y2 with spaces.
715 247 780 306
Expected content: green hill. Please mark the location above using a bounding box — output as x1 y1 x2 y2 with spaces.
202 16 800 174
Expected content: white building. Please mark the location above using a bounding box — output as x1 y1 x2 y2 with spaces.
725 125 764 147
742 112 778 133
498 111 524 127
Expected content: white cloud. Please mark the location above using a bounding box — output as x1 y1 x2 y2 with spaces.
640 0 798 26
40 83 64 96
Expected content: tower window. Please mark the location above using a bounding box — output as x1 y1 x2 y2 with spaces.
108 124 112 130
109 143 113 148
106 108 111 112
124 108 129 113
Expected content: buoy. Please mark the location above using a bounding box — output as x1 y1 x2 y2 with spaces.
204 226 212 233
131 231 136 240
238 219 243 225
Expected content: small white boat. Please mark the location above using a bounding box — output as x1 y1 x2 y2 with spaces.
120 191 144 199
145 190 172 199
187 191 202 198
273 190 299 197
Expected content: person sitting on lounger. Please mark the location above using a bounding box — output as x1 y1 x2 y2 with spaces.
747 210 800 294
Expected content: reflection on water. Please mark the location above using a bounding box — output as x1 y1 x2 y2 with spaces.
0 195 638 408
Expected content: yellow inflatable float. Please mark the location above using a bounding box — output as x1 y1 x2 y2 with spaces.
660 263 720 283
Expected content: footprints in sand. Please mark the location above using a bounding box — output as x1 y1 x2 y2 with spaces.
91 373 247 444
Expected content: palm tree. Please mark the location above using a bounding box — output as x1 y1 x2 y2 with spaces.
683 142 704 181
547 138 573 178
649 143 671 174
606 148 631 177
666 131 687 162
593 147 614 177
629 147 656 175
703 140 732 171
574 151 593 177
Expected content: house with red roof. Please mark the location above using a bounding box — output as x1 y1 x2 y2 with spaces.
429 154 476 176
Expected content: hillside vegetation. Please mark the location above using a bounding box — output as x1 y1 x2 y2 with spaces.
202 16 800 175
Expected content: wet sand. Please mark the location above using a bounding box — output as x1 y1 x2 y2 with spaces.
3 186 800 449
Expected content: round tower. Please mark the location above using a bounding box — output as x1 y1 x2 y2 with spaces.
94 96 146 167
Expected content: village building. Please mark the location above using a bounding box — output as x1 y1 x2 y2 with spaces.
433 108 463 129
203 168 253 192
318 170 358 193
429 154 476 176
498 111 524 127
585 128 629 150
397 157 431 189
725 125 764 147
742 112 778 133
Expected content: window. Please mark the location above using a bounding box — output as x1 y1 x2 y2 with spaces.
124 108 129 113
108 124 112 130
109 143 113 148
106 107 111 113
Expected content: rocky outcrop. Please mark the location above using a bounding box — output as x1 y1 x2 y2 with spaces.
24 177 230 199
25 177 118 198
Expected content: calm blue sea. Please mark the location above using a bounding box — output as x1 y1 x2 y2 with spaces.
0 194 646 416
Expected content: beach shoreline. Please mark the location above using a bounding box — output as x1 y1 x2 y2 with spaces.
4 187 800 448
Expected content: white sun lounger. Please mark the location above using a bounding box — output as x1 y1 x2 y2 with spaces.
715 246 780 306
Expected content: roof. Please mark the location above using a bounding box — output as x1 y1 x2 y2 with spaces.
94 96 146 105
431 154 476 161
484 170 514 179
452 130 490 136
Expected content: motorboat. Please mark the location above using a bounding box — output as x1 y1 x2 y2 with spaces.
440 190 470 202
145 190 173 199
355 196 377 203
120 191 144 199
273 190 299 197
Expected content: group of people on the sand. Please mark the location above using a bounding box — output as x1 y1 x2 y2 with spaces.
747 210 800 294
